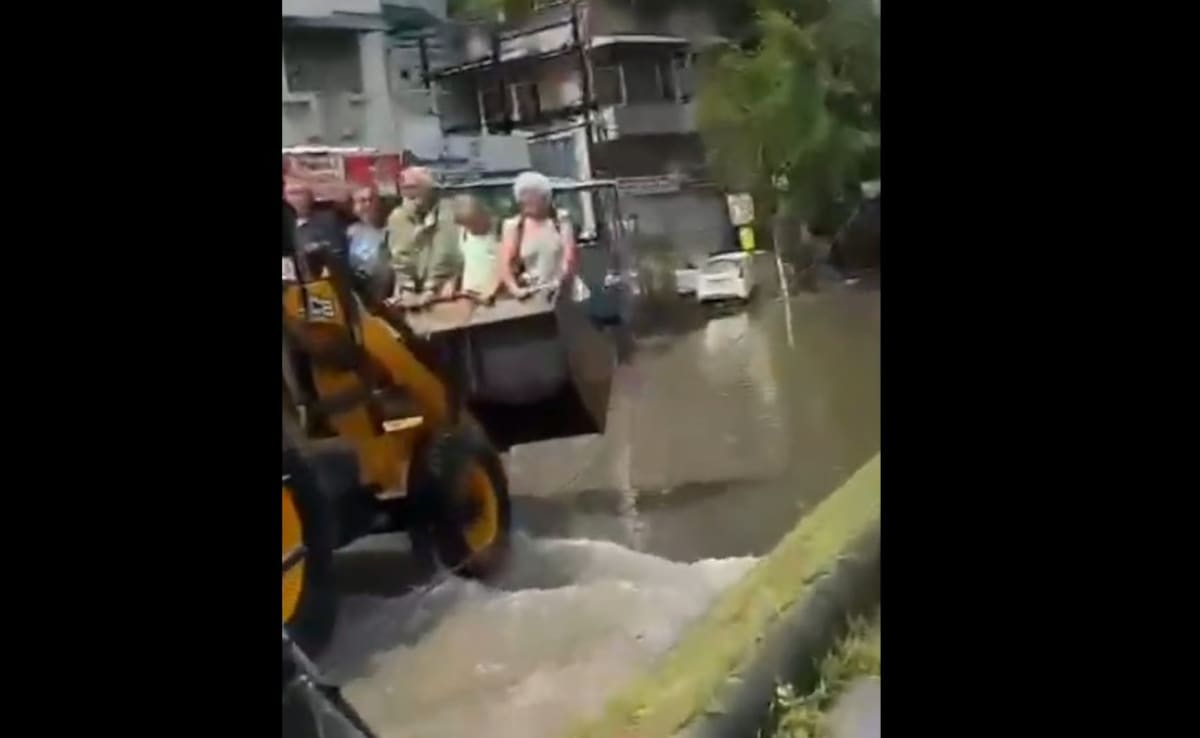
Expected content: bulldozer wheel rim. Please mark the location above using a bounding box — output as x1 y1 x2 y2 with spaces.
282 487 305 624
463 464 500 554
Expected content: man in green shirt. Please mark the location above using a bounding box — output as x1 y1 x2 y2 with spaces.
386 166 462 308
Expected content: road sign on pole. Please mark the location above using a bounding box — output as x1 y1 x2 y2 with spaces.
726 193 755 226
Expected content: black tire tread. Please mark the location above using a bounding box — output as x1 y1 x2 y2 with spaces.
414 425 511 579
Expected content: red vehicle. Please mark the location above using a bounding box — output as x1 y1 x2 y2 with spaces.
282 146 405 202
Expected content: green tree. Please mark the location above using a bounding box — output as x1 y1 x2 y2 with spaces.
696 0 879 234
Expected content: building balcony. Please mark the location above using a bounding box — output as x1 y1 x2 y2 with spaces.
600 100 696 138
430 3 579 76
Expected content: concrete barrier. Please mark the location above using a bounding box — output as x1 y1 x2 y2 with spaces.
560 453 881 738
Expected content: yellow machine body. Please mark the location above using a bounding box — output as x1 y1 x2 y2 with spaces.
283 278 450 497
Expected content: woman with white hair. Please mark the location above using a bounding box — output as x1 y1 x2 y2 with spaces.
498 171 577 298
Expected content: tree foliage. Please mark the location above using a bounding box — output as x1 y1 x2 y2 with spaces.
696 0 880 226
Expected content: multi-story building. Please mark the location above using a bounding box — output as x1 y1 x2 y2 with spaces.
282 0 529 173
425 0 733 260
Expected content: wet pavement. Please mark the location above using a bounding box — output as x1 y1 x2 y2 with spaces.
508 279 880 561
317 280 880 738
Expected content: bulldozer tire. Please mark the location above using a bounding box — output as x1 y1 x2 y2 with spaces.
283 455 338 656
413 426 511 579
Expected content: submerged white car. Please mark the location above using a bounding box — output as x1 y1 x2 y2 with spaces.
696 252 756 303
675 267 700 295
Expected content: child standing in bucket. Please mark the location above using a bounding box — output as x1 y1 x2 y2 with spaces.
453 194 500 301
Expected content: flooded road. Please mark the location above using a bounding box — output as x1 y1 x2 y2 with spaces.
509 281 880 561
318 283 880 738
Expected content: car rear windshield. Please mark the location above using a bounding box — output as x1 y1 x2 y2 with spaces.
703 260 742 277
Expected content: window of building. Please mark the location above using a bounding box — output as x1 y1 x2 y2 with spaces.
593 65 624 106
282 29 364 94
480 78 510 125
436 85 480 132
623 59 668 104
658 59 677 102
512 80 541 122
674 52 695 102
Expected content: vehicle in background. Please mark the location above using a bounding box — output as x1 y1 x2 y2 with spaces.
675 267 700 295
696 252 757 304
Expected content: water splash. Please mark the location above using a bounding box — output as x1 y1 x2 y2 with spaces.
329 534 756 738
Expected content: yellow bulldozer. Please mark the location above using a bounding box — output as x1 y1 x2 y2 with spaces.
281 200 616 657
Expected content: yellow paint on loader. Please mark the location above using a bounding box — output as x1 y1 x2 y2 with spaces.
282 486 304 624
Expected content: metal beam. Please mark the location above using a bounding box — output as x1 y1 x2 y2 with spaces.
282 13 390 32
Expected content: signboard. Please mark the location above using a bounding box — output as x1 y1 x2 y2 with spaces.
344 154 402 197
617 175 682 197
726 193 755 226
282 149 404 200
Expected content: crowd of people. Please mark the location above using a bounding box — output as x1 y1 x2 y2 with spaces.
283 167 578 311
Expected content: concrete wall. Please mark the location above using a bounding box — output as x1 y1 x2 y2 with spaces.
282 0 382 17
588 1 718 41
359 31 398 148
283 27 400 149
282 0 457 153
283 27 365 93
387 43 430 110
281 0 447 21
281 21 449 155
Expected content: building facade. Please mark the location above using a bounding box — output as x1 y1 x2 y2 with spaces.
282 0 529 173
426 0 733 261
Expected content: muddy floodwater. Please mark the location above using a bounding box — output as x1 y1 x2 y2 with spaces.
318 282 880 738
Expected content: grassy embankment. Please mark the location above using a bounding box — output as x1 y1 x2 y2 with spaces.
768 615 881 738
562 454 881 738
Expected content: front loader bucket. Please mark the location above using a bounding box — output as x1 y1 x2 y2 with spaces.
407 290 616 451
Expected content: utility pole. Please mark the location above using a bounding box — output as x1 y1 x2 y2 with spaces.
571 0 596 178
490 18 513 134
